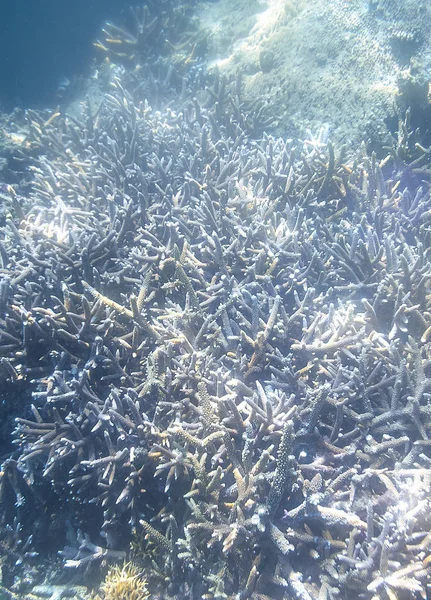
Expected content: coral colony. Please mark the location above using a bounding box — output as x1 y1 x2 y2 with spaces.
1 3 431 600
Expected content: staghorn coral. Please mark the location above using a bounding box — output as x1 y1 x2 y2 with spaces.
94 0 201 66
93 0 207 108
1 28 431 600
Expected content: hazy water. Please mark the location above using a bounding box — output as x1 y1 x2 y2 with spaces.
0 0 125 109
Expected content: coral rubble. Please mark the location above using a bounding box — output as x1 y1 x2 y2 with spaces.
0 17 431 600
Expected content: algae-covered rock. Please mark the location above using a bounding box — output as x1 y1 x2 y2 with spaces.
198 0 431 147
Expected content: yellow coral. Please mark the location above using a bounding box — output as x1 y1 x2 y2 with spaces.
100 563 149 600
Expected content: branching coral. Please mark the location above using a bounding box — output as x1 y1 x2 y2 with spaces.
0 21 431 600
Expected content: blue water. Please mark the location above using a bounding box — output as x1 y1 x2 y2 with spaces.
0 0 125 109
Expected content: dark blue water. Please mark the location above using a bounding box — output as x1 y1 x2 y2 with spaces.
0 0 126 109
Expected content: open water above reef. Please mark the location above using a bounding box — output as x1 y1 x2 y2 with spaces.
0 0 129 110
0 1 431 599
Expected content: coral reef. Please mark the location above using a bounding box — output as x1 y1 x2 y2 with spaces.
93 0 206 107
1 16 431 600
96 1 202 64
